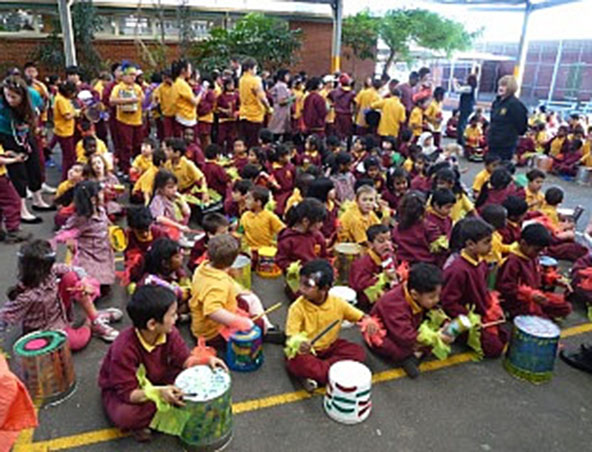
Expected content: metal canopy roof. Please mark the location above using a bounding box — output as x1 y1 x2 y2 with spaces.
426 0 581 11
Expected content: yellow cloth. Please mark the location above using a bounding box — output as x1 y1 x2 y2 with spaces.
111 82 143 126
525 187 544 211
320 88 335 123
403 157 413 172
535 130 548 152
286 294 364 351
540 202 559 228
154 82 176 117
483 231 512 265
239 73 265 123
56 179 75 198
472 169 490 194
132 154 153 175
461 250 480 267
408 107 424 137
404 285 423 315
93 80 105 98
424 99 443 132
371 97 406 137
451 194 474 223
338 204 380 243
190 262 238 340
354 88 380 127
165 157 206 192
135 329 167 353
239 209 285 249
285 188 302 213
581 140 592 167
293 88 305 120
172 78 197 122
75 137 108 163
549 137 565 157
133 165 158 200
53 92 75 137
464 125 482 146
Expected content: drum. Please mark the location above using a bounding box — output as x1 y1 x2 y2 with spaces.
230 254 251 289
575 167 592 186
503 315 560 384
534 155 553 172
108 225 127 252
324 360 372 425
226 326 263 372
13 330 76 405
334 243 361 285
174 366 233 452
257 246 281 278
329 286 357 329
539 256 558 291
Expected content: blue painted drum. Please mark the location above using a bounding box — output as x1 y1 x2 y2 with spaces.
226 326 263 372
503 315 560 384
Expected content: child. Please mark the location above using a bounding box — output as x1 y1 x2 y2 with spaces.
351 136 371 172
307 177 339 244
53 81 78 179
164 138 208 197
285 259 378 391
408 98 427 138
398 128 413 158
497 223 572 319
338 185 380 244
183 127 205 169
276 198 328 272
349 224 397 310
392 191 435 265
216 78 239 153
463 116 484 161
298 134 323 169
553 138 583 178
369 263 444 378
434 168 475 223
546 125 569 157
239 186 285 249
149 170 191 237
499 196 528 245
472 154 501 199
0 145 31 243
270 144 296 216
362 157 385 192
85 154 124 217
417 131 438 160
330 152 356 203
379 136 398 169
409 154 431 193
98 285 226 442
189 212 229 271
382 167 409 211
445 109 459 138
224 179 252 220
408 149 427 179
525 169 545 211
441 218 508 358
481 204 512 268
202 144 230 198
475 168 519 215
130 138 154 182
76 124 109 165
425 188 456 266
0 239 121 345
133 149 167 205
232 138 249 173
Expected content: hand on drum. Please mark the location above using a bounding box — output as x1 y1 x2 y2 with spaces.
298 340 312 355
439 331 455 345
363 317 380 336
160 385 186 407
208 356 229 372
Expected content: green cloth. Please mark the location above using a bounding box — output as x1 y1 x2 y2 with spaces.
286 261 302 294
363 272 390 304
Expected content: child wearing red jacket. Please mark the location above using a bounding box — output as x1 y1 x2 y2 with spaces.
202 144 230 198
392 192 436 265
270 144 296 216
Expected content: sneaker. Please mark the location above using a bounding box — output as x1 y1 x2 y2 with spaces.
96 308 124 323
560 344 592 374
4 230 32 244
400 356 420 379
91 318 119 342
301 378 318 393
41 183 57 194
131 428 153 443
26 189 33 200
263 326 287 345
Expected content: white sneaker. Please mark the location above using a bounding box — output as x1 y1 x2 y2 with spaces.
301 378 318 393
91 318 119 342
26 189 33 199
42 183 57 194
96 308 124 323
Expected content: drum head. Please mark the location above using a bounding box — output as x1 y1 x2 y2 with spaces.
334 243 361 255
14 330 67 357
232 255 251 269
514 315 560 338
232 325 261 341
329 360 371 385
329 286 357 304
175 366 231 402
539 256 558 267
258 246 277 258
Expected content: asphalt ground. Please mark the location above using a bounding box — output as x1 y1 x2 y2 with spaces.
5 143 592 452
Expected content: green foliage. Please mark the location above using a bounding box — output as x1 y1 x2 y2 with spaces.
342 10 378 62
30 16 65 73
176 0 194 59
191 13 302 73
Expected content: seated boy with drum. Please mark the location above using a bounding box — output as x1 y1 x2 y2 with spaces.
98 285 226 442
239 186 285 250
285 259 380 392
337 185 381 245
497 223 572 320
369 263 444 379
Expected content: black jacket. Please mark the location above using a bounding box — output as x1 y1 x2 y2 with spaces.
488 95 528 152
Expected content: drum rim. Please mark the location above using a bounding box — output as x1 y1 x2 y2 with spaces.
13 330 67 356
231 325 261 340
513 315 560 338
328 359 372 381
175 365 231 402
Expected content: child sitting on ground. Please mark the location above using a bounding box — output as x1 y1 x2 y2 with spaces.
441 218 508 358
499 196 528 245
552 138 583 178
98 285 227 443
472 154 501 199
481 204 512 269
129 138 155 183
164 138 208 199
307 177 339 246
392 192 435 265
425 188 456 267
232 138 249 173
269 144 296 216
338 185 381 244
330 152 356 204
54 162 85 228
463 116 485 161
525 169 545 211
132 149 166 205
497 223 572 319
362 156 385 193
409 154 431 193
285 259 379 392
224 179 252 221
239 186 285 250
202 143 230 198
189 213 229 271
149 170 192 239
475 168 522 215
369 263 445 379
382 167 409 211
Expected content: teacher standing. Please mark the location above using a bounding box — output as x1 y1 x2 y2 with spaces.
488 75 528 161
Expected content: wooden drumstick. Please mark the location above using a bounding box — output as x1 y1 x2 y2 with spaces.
311 319 340 346
252 302 282 321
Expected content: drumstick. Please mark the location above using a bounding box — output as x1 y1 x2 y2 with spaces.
310 319 340 346
481 317 506 329
252 302 282 321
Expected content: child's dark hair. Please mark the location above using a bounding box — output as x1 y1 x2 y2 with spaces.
449 218 469 253
128 206 154 231
142 137 155 149
240 163 261 180
208 234 239 268
165 137 186 154
204 143 221 160
502 196 528 220
127 285 177 329
521 223 551 248
545 186 564 205
381 136 397 150
294 171 315 195
527 169 545 182
461 218 493 245
152 149 166 167
82 135 96 153
489 168 512 189
307 177 335 204
272 144 290 163
386 167 409 191
570 138 583 151
300 259 334 289
153 169 177 195
285 198 327 227
8 240 56 300
400 128 413 143
484 154 501 166
145 238 180 275
258 128 274 145
202 212 229 234
232 179 253 195
73 180 101 217
248 146 267 167
398 191 426 230
326 135 340 148
367 224 390 242
332 151 352 174
306 134 322 151
431 188 456 208
481 204 507 230
249 186 270 206
363 156 380 172
408 263 443 293
354 178 375 193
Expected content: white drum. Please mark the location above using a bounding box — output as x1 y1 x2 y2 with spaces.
329 286 358 329
324 360 372 425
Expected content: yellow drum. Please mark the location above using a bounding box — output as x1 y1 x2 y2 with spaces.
257 246 281 278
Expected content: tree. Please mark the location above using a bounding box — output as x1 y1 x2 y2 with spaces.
378 8 475 76
191 13 302 73
177 0 194 59
342 10 378 74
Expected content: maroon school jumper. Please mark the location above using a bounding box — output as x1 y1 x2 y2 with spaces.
570 253 592 306
392 221 436 265
425 210 452 268
276 228 327 272
496 250 572 319
321 203 338 243
124 226 167 283
547 235 588 262
441 253 508 358
410 174 431 193
369 284 424 362
0 172 22 233
271 162 295 216
553 150 582 177
186 143 205 169
499 220 522 245
197 90 216 148
99 327 190 431
217 91 239 152
349 251 383 310
329 87 356 140
202 160 230 197
381 189 405 211
302 92 328 136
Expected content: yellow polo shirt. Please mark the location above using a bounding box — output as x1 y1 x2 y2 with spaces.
172 78 197 122
56 179 75 198
354 88 380 127
165 157 206 192
133 165 158 200
285 188 303 214
424 99 443 132
320 88 335 123
451 194 474 223
286 294 364 351
525 187 544 211
239 73 265 123
472 169 491 195
549 137 565 157
53 92 75 137
190 262 238 340
111 82 143 126
408 106 424 137
372 97 406 138
540 203 559 228
239 209 285 249
76 137 108 163
338 204 380 244
483 231 512 265
132 154 153 175
154 82 176 117
293 88 305 120
464 125 482 145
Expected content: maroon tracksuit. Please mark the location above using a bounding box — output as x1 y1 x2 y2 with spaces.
203 160 230 197
499 220 522 245
349 252 384 310
216 91 239 152
410 174 431 193
569 253 592 307
302 92 327 136
553 150 582 177
186 143 205 169
276 228 327 272
124 226 167 282
392 221 436 265
329 87 355 140
0 174 21 233
425 211 452 268
271 163 295 216
381 189 405 211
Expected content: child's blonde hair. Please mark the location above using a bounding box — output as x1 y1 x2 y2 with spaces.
355 184 376 199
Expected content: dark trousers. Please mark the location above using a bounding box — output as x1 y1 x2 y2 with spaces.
239 120 262 148
57 135 76 181
117 122 143 173
457 109 472 145
217 122 237 153
0 175 21 231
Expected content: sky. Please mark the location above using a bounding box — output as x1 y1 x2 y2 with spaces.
344 0 592 43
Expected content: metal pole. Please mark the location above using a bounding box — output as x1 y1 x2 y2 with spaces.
57 0 77 66
514 1 532 96
331 0 342 73
448 58 455 93
548 39 563 102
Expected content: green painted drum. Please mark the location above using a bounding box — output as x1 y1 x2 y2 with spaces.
174 366 233 451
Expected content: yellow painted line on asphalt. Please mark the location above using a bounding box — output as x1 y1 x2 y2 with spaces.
27 322 592 451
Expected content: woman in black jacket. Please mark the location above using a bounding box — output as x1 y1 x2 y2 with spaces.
488 75 528 161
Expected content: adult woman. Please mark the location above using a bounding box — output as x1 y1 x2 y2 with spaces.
267 69 292 141
454 74 477 146
0 76 53 224
488 75 528 161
